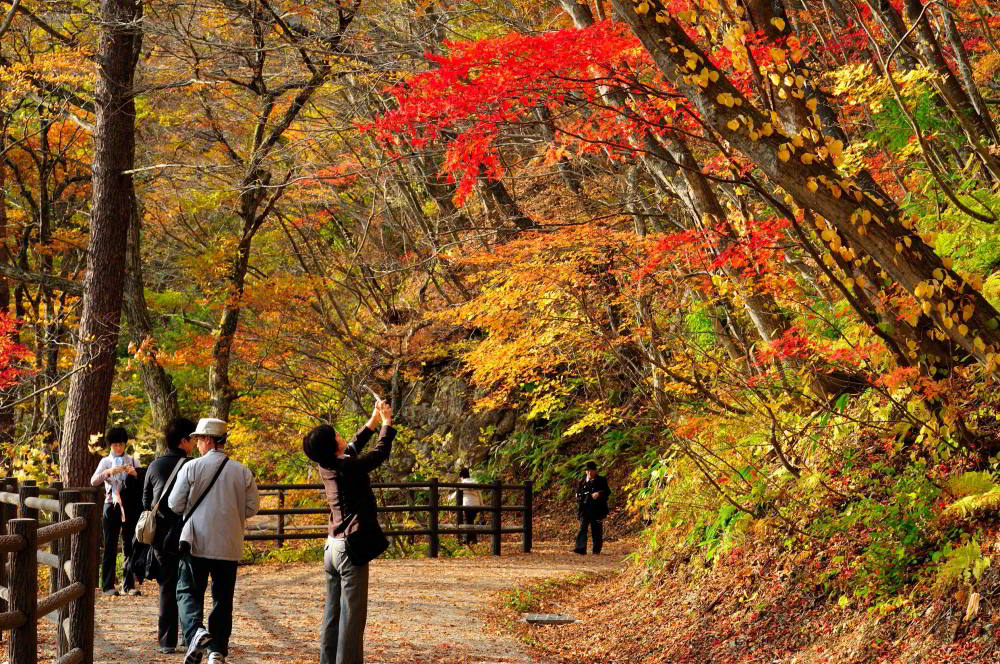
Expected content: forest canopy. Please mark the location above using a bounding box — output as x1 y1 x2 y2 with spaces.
2 0 1000 639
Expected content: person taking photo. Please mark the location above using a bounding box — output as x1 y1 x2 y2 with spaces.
303 399 395 664
90 426 140 596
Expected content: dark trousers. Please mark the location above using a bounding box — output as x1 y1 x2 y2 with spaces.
176 554 238 657
156 550 180 648
463 509 480 544
574 518 603 554
101 503 136 592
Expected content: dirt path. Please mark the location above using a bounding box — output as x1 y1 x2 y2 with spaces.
39 541 625 664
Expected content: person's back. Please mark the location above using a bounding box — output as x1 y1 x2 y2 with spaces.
170 449 258 561
167 418 259 664
144 416 196 655
458 476 483 506
305 401 395 664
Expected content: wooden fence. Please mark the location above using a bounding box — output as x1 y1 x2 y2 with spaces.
0 478 100 664
251 480 533 557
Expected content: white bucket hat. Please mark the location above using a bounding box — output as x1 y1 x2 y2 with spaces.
192 417 227 438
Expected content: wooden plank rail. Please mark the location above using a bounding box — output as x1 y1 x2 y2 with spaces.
0 480 99 664
252 479 533 557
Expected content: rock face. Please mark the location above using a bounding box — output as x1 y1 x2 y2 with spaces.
399 372 518 473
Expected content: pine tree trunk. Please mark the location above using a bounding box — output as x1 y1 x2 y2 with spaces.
59 0 141 486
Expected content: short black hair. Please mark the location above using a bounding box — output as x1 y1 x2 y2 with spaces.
303 424 336 466
107 427 130 445
459 467 470 479
164 417 196 450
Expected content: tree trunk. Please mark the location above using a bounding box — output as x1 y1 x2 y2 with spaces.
59 0 141 486
0 115 15 449
612 0 1000 371
939 3 998 142
124 195 179 436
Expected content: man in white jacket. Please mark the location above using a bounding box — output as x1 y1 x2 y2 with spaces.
168 418 259 664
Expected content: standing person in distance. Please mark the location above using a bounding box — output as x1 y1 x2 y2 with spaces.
143 416 196 654
302 399 395 664
90 426 141 596
573 461 610 555
448 467 483 545
169 418 259 664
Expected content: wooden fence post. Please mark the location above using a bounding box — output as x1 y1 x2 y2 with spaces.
68 501 98 664
9 517 38 664
455 486 464 531
58 490 81 657
523 480 533 553
50 481 65 597
275 488 285 548
492 480 502 556
428 478 439 558
19 479 39 520
0 477 13 613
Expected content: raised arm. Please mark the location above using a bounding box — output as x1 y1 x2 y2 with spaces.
347 401 383 455
337 426 395 474
347 426 375 457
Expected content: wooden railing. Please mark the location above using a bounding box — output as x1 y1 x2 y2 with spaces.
251 480 533 557
0 478 100 664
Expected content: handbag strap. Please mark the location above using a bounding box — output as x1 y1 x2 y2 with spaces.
151 457 187 516
183 456 229 523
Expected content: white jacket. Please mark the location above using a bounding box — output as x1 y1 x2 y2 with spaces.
168 449 259 561
448 477 483 507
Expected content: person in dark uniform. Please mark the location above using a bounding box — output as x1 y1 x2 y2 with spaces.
143 417 196 654
573 461 610 554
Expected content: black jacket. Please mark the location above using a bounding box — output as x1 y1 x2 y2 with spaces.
319 424 395 539
142 448 189 552
576 474 611 520
120 466 146 523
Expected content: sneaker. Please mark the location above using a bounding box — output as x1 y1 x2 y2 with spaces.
183 627 212 664
160 646 176 654
572 549 585 555
126 588 141 596
102 588 119 596
207 653 226 664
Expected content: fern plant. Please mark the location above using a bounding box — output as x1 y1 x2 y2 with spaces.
943 471 1000 519
932 540 991 596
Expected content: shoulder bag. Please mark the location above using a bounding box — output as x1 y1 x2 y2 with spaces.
135 457 187 545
